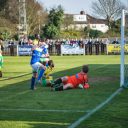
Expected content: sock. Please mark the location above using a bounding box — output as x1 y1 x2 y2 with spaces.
51 78 62 87
54 78 62 85
37 69 45 81
31 76 35 90
55 84 63 91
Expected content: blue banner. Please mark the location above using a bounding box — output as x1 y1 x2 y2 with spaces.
18 45 32 56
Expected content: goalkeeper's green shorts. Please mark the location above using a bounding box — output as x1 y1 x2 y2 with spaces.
42 78 54 87
42 79 47 87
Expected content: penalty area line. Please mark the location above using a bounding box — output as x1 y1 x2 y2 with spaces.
0 108 89 113
27 121 70 126
0 73 31 81
0 120 70 126
68 87 123 128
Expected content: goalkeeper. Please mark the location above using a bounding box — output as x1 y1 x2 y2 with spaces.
51 65 89 91
0 50 3 77
42 60 54 87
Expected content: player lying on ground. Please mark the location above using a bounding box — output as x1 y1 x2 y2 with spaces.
51 65 89 91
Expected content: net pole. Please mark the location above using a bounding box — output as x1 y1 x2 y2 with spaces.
120 9 125 87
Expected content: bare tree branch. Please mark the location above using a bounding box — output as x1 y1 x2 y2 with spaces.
91 0 125 28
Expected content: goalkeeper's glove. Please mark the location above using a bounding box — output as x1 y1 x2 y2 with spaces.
78 84 84 89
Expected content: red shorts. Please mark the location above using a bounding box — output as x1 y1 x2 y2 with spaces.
63 76 78 88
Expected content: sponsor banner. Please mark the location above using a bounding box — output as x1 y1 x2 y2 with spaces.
61 44 84 55
107 44 128 53
18 45 32 55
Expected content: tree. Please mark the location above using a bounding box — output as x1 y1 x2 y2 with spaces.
26 0 48 35
43 5 64 39
3 0 19 24
91 0 125 28
43 24 59 39
62 14 73 30
0 0 47 37
0 0 8 11
89 29 103 38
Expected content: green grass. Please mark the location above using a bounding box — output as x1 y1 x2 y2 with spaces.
0 55 128 128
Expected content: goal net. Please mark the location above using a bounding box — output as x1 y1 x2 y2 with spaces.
120 9 128 88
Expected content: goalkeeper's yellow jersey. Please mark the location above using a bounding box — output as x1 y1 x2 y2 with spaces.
44 67 54 77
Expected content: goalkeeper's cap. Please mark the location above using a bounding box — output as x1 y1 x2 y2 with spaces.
82 65 89 73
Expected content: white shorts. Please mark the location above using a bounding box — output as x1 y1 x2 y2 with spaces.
31 62 42 73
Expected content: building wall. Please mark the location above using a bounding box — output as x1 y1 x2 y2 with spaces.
89 24 109 33
62 13 109 33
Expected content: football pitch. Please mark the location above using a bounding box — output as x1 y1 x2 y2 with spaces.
0 55 128 128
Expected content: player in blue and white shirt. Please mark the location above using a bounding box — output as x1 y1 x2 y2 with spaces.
30 44 46 90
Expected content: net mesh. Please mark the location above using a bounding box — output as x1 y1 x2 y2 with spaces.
124 14 128 87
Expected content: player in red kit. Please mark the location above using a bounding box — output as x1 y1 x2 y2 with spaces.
51 65 89 91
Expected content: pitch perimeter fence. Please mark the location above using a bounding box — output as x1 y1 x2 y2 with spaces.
1 43 128 56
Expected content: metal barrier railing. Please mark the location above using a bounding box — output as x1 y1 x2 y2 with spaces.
2 44 107 56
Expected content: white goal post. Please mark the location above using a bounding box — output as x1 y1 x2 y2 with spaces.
120 9 128 87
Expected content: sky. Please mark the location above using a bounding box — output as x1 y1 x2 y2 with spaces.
38 0 128 15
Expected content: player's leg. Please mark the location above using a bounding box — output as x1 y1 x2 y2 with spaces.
37 60 47 82
31 71 37 90
51 78 62 87
53 83 64 91
52 76 68 87
53 83 73 91
37 62 46 83
30 62 42 90
63 83 73 90
37 68 45 82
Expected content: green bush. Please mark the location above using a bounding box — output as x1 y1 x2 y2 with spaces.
89 29 103 38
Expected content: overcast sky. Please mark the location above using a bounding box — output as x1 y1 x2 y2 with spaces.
38 0 128 14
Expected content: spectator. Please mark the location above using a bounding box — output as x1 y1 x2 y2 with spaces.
0 39 4 52
88 39 93 55
94 38 100 55
112 38 119 44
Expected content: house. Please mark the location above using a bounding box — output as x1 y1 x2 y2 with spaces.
62 11 109 33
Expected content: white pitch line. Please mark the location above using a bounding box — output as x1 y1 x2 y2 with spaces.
0 108 90 113
68 87 123 128
0 73 31 81
0 120 70 126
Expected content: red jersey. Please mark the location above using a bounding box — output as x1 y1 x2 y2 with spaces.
63 72 88 88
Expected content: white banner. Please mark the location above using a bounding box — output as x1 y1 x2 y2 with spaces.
61 44 85 55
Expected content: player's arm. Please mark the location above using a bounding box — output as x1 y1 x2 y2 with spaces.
78 83 90 89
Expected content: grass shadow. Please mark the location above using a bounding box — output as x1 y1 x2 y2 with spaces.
0 64 120 128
